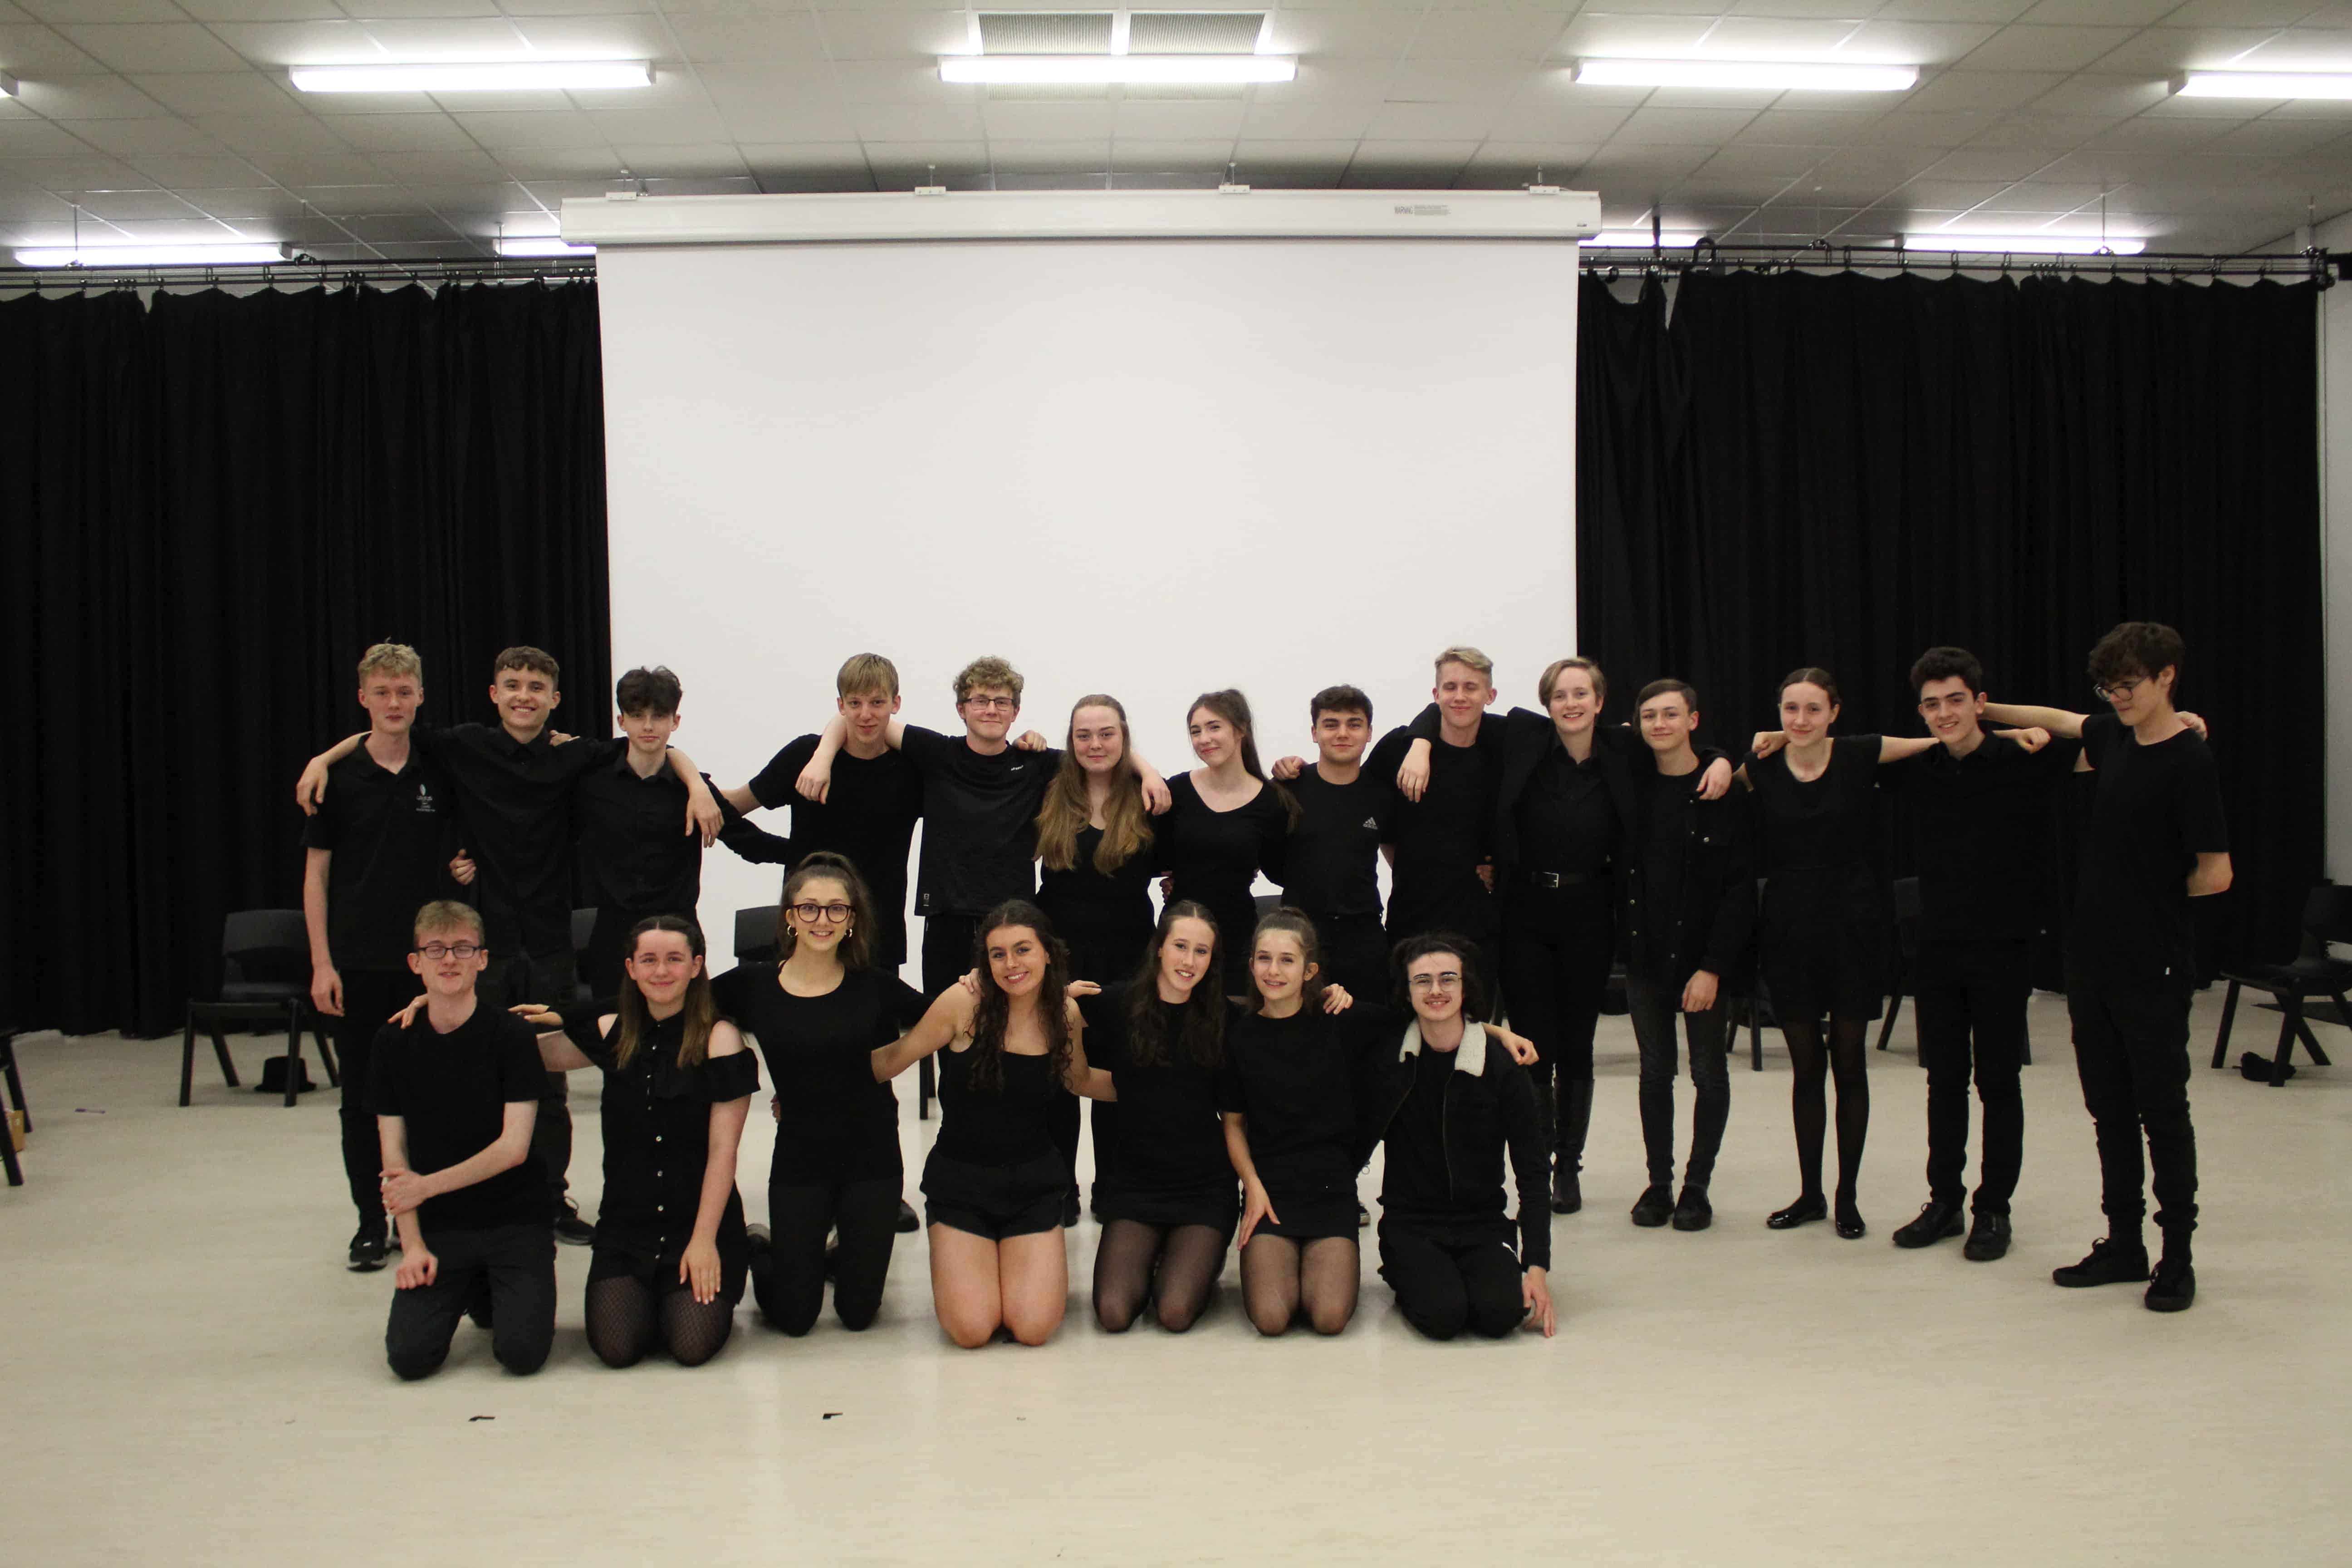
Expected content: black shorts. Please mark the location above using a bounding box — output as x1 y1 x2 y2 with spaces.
1761 926 1886 1023
921 1150 1065 1240
1093 1177 1240 1235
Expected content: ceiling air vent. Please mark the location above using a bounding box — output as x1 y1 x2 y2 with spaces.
1125 13 1267 54
976 13 1115 54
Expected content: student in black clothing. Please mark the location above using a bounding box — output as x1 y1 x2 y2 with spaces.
873 902 1102 1348
520 915 755 1368
1621 681 1754 1234
1077 902 1235 1333
1034 695 1158 1216
1362 648 1504 981
1984 622 2231 1313
302 641 461 1272
301 645 724 1245
1358 933 1555 1341
713 853 929 1335
373 901 552 1381
1157 689 1295 999
723 653 925 971
1270 686 1396 1003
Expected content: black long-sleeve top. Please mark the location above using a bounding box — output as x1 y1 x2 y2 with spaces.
712 964 928 1183
577 742 794 972
1354 1022 1550 1270
1621 766 1757 992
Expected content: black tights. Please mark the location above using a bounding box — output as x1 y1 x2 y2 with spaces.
1782 1014 1870 1203
1092 1220 1227 1333
584 1276 735 1369
1239 1235 1359 1336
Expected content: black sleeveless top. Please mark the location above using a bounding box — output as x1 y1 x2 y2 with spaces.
932 1042 1058 1166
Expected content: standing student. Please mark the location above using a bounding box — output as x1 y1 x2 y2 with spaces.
522 915 755 1368
1983 622 2230 1313
711 853 929 1336
1620 681 1754 1234
1077 902 1237 1333
1357 934 1555 1341
373 901 552 1381
871 902 1102 1348
1270 686 1397 1004
1364 649 1504 983
724 653 925 973
1156 690 1294 999
300 645 723 1245
302 642 461 1272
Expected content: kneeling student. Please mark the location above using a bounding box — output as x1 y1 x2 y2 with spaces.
374 901 554 1381
1357 935 1555 1340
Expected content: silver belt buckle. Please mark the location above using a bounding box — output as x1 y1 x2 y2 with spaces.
1532 871 1561 889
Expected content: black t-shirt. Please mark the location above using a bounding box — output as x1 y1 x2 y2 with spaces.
750 735 924 962
1877 732 2081 945
900 725 1058 916
1517 740 1616 880
713 964 928 1182
412 723 604 959
1746 734 1884 930
1219 1001 1398 1196
1158 774 1290 913
302 744 460 971
1279 767 1396 918
1085 984 1232 1196
1037 823 1156 975
2069 714 2229 984
1367 726 1497 939
368 1001 547 1232
1379 1042 1456 1219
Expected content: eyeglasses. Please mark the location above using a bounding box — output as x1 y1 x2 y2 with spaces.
961 696 1017 711
789 902 853 925
417 943 480 960
2092 676 2147 703
1406 971 1463 992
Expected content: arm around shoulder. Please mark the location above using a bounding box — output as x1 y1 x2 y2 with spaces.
872 986 970 1081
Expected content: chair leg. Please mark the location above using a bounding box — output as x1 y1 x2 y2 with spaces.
181 1013 198 1107
2271 998 2300 1087
283 1006 303 1107
1 1031 26 1133
317 1027 340 1086
1877 990 1902 1052
210 1025 240 1089
2210 979 2241 1069
1750 1005 1763 1073
0 1103 20 1187
918 1052 935 1121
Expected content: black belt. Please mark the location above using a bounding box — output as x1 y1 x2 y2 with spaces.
1524 869 1598 889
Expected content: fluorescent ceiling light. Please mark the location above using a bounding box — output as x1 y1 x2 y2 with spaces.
0 72 17 99
1577 58 1917 92
1903 233 2146 255
15 243 287 266
1584 230 1702 247
290 61 652 93
939 55 1295 85
499 237 593 257
2175 70 2352 99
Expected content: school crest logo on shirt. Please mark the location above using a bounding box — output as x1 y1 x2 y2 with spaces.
413 784 439 814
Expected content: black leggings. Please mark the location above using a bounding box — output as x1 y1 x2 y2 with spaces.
1239 1234 1360 1336
1378 1226 1526 1342
757 1176 899 1334
1782 1013 1870 1202
584 1276 734 1368
1093 1220 1228 1333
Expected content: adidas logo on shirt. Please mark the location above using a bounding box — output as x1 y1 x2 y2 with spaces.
1362 817 1380 831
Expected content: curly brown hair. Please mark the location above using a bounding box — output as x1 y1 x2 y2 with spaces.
965 901 1073 1093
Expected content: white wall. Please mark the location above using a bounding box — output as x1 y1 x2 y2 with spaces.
593 237 1581 965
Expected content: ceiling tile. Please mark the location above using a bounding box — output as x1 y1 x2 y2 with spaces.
103 216 264 241
2076 116 2233 152
1262 8 1426 60
1363 100 1498 140
196 19 382 64
711 95 863 142
54 23 253 72
850 99 984 140
236 149 383 183
127 151 270 185
1573 142 1715 182
371 148 505 181
1410 8 1573 61
22 0 186 20
1110 139 1235 172
192 111 353 153
1239 99 1376 139
1954 25 2140 72
1870 109 1995 144
1694 143 1830 179
126 72 309 117
2085 27 2283 74
667 12 830 64
1337 142 1477 188
606 142 750 178
0 118 98 156
2200 118 2352 156
346 19 535 60
491 145 627 179
816 10 973 60
985 139 1112 173
1920 144 2061 180
1730 109 1882 145
1699 18 1881 57
1111 99 1248 139
10 76 171 117
825 60 955 103
56 118 227 157
2161 0 2316 20
2015 0 2178 22
289 183 428 215
1964 113 2112 148
1382 61 1529 102
1904 69 2067 113
2024 73 2171 117
1253 59 1396 103
447 109 603 149
502 15 673 57
983 99 1116 140
2237 28 2352 69
585 104 734 145
327 111 475 151
0 21 104 72
177 0 348 18
1556 15 1715 59
1464 138 1601 169
1831 21 2003 66
1609 107 1764 145
1894 177 2014 208
736 143 872 191
4 153 152 190
66 187 203 220
1486 100 1634 140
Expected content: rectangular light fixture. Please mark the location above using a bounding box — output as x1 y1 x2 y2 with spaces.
1584 230 1702 247
0 72 17 99
15 243 289 266
1577 58 1917 92
499 237 593 257
291 60 652 93
1903 233 2146 255
939 55 1295 85
2175 70 2352 100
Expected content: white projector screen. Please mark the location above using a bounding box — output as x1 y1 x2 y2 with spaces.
595 235 1578 971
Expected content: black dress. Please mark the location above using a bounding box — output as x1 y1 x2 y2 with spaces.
1220 1001 1400 1239
1156 773 1290 996
566 1005 760 1300
1037 822 1156 984
1085 983 1239 1233
920 1044 1067 1240
1747 735 1887 1019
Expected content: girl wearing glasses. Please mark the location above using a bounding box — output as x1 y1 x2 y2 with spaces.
710 853 929 1335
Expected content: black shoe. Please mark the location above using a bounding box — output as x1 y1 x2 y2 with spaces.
1962 1212 2011 1262
2145 1258 2196 1313
1550 1165 1583 1215
745 1221 772 1260
2053 1237 2151 1289
896 1198 920 1234
1061 1189 1081 1229
1356 1202 1370 1229
1892 1199 1964 1250
1670 1185 1713 1232
553 1201 594 1247
466 1275 494 1330
347 1230 388 1272
1630 1183 1675 1228
1766 1194 1827 1230
1834 1198 1866 1240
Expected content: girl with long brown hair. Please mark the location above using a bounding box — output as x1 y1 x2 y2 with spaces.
1156 688 1297 998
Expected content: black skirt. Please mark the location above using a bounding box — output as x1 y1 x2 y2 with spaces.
1094 1174 1240 1234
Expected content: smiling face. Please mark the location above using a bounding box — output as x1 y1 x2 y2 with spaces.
490 666 559 736
838 687 901 749
1638 691 1698 753
1250 929 1316 1007
1779 681 1838 745
1071 703 1127 776
783 875 853 957
985 923 1048 1000
618 706 680 757
1188 704 1241 768
1916 676 1985 748
408 924 487 996
626 926 703 1006
1312 707 1371 766
359 671 421 735
1546 667 1602 738
1434 661 1495 730
960 686 1019 745
1404 950 1465 1027
1156 916 1217 999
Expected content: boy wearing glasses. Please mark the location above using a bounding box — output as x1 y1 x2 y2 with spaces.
1984 623 2231 1312
373 901 554 1381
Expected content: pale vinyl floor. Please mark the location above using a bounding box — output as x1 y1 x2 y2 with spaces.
3 987 2344 1566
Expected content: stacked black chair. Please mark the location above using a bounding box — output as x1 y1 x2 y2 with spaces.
1876 877 1924 1058
181 910 338 1108
733 905 782 970
0 1024 24 1186
2210 883 2352 1087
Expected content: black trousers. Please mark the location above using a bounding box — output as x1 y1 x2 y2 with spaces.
1916 941 2029 1215
2066 970 2199 1242
484 949 577 1216
1500 883 1614 1084
1377 1220 1526 1341
757 1176 900 1334
921 911 979 996
333 968 421 1235
1304 910 1389 1009
1626 974 1732 1188
384 1220 556 1380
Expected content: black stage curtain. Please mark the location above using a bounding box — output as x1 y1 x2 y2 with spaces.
1578 269 2323 975
0 281 609 1037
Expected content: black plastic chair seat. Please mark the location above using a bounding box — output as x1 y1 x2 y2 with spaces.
2224 955 2352 992
218 981 305 1004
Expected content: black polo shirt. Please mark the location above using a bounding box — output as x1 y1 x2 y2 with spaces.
302 742 460 972
1279 766 1396 919
411 722 604 960
368 1000 547 1232
1877 731 2081 946
749 734 924 962
900 725 1059 917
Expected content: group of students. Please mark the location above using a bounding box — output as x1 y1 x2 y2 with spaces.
296 619 2229 1380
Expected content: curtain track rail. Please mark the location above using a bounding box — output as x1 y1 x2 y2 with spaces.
0 256 595 293
1576 243 2337 283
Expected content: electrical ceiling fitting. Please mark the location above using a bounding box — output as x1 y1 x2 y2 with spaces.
290 61 652 93
2173 71 2352 100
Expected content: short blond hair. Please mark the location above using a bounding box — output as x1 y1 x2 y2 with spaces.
357 642 421 685
1434 646 1493 680
412 900 483 945
837 652 900 700
955 656 1024 704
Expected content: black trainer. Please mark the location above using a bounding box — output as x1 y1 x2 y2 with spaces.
1630 1183 1675 1228
1892 1199 1964 1250
347 1230 388 1272
1962 1212 2011 1262
895 1198 921 1234
1357 1202 1370 1229
1670 1184 1713 1232
2145 1258 2196 1313
553 1200 594 1246
2053 1237 2150 1288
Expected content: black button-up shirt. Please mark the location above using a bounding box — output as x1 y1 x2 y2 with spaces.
575 743 790 980
1516 741 1615 880
413 722 604 960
